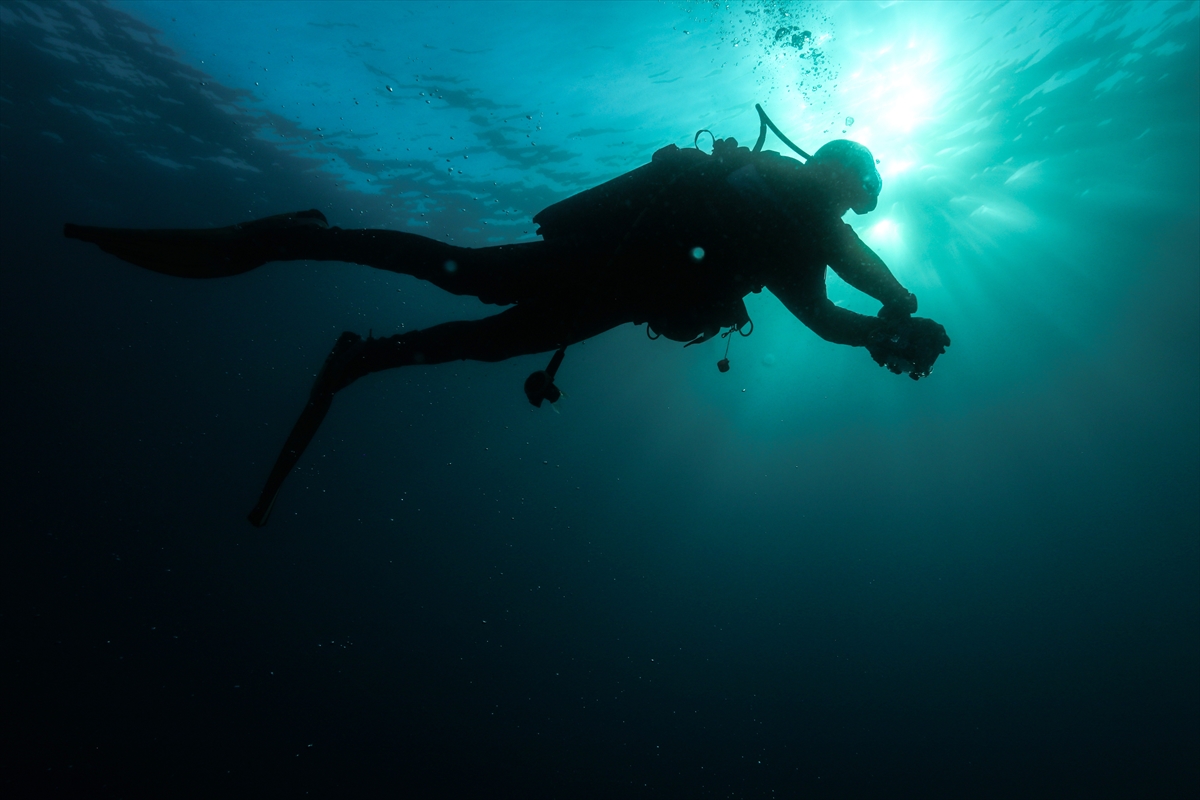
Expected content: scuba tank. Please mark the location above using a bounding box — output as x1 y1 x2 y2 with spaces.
523 106 812 391
532 105 806 246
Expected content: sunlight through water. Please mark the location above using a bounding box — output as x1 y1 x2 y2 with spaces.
2 2 1197 795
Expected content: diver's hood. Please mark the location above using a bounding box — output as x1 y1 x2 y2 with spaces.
808 139 882 215
748 105 881 214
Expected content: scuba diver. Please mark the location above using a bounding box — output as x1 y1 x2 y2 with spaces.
64 105 950 527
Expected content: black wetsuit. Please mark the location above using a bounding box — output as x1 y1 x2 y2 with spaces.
66 139 938 525
224 142 915 385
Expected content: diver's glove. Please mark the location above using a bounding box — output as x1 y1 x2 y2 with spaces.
867 315 951 381
878 291 918 321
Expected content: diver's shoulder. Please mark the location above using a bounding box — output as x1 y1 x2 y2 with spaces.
651 143 708 164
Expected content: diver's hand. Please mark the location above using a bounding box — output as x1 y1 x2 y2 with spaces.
878 291 918 320
867 316 950 381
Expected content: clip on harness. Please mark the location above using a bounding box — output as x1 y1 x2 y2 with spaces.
716 319 754 373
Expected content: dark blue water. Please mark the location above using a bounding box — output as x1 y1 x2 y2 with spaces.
3 2 1197 797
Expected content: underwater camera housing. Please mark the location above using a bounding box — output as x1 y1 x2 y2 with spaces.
525 347 566 408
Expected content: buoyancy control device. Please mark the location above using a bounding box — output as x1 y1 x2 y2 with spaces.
523 105 811 397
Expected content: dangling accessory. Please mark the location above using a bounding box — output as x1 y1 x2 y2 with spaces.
716 319 754 373
717 332 731 373
525 347 567 407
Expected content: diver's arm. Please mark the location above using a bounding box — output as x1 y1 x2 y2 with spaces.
827 223 917 316
768 271 880 347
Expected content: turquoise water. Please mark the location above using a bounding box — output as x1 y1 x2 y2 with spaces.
2 2 1197 796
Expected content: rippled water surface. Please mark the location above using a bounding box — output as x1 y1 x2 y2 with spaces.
3 2 1197 797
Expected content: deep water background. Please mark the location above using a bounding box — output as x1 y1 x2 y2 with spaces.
2 1 1197 797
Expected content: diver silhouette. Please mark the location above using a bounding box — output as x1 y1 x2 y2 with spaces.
64 105 950 526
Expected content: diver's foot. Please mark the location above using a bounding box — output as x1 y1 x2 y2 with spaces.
63 209 328 279
311 331 371 397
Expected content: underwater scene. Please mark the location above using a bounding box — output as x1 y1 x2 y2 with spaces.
2 1 1197 796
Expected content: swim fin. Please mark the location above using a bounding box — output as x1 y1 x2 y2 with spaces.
246 390 333 528
247 330 364 527
64 209 329 279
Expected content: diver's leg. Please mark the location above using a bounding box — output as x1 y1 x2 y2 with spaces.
319 301 626 391
253 226 567 306
65 210 569 305
247 302 626 526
